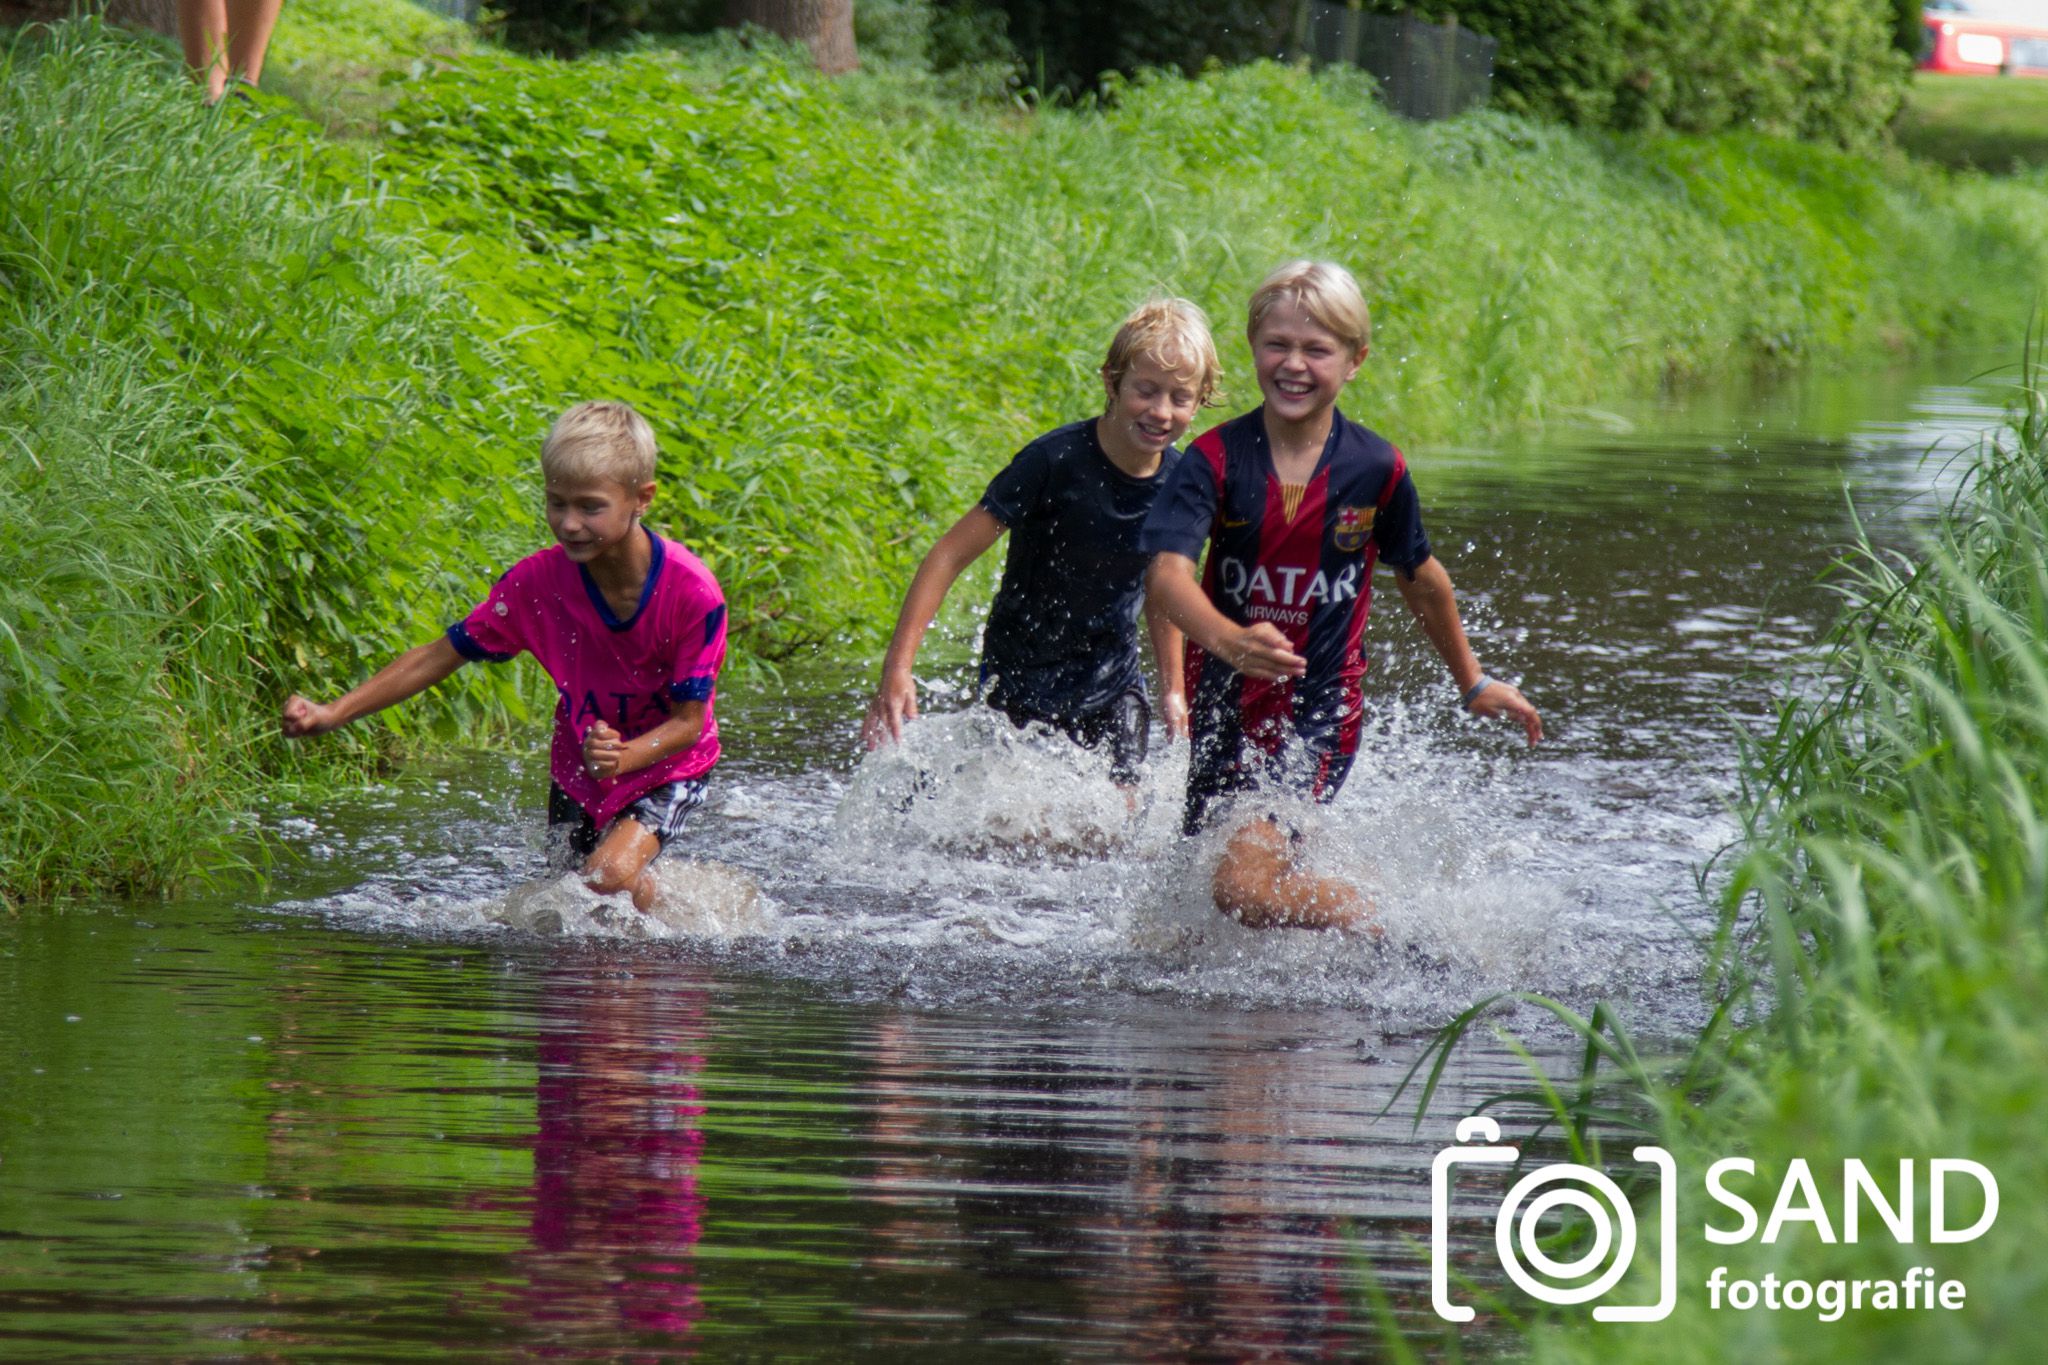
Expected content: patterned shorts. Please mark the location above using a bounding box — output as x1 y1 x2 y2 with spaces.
1182 732 1355 837
547 778 708 870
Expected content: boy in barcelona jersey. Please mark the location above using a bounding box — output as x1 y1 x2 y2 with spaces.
281 401 728 912
860 298 1222 789
1140 261 1542 932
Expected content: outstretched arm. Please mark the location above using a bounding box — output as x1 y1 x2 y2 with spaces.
1143 553 1305 682
281 637 467 738
1392 558 1542 745
861 507 1007 747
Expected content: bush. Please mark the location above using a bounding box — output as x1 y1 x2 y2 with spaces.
1890 0 1925 56
482 0 719 56
1365 0 1909 142
1620 0 1909 143
1400 0 1634 127
370 47 975 658
972 0 1283 93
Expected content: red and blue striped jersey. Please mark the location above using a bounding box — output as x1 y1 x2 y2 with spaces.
1139 407 1431 759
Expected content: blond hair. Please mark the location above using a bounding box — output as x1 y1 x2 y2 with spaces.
1102 296 1222 407
1247 260 1372 354
540 401 658 489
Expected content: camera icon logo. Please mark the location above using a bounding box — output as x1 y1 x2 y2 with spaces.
1431 1116 1676 1323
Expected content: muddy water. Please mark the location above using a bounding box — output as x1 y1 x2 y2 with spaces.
0 359 2016 1357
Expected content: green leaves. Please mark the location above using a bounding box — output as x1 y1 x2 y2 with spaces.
368 47 965 656
0 21 529 898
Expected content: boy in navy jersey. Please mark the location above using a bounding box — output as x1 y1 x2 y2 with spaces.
861 299 1221 786
1141 261 1541 931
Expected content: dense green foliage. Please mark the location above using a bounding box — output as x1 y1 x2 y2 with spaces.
974 0 1279 90
1388 0 1632 128
1379 0 1910 141
7 5 2048 900
1891 0 1927 56
370 49 972 651
0 21 531 900
1486 353 2048 1361
934 1 1912 143
476 0 1011 65
484 0 715 58
470 0 1912 144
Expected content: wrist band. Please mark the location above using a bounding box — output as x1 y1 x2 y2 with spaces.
1460 675 1495 710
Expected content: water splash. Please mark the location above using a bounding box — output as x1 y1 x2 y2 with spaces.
833 709 1182 861
493 861 773 939
270 700 1709 1036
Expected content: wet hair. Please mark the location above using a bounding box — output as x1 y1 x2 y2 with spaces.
1102 296 1222 407
539 400 658 489
1247 260 1372 354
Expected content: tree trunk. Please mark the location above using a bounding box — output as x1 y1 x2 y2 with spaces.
724 0 858 75
105 0 180 39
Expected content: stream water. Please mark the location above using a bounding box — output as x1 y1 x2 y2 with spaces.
0 358 2018 1358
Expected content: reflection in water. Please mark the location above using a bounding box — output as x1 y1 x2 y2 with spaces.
520 970 708 1354
842 1007 1504 1355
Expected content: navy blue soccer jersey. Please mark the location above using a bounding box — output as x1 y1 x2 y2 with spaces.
1138 407 1431 766
977 418 1182 719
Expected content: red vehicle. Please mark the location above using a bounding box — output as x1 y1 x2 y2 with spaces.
1921 3 2048 75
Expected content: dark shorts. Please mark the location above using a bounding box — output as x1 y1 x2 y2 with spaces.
989 688 1151 786
547 778 708 870
1183 728 1355 836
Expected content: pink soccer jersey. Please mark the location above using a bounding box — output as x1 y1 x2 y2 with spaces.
447 530 727 828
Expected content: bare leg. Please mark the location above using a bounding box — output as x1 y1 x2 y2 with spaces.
176 0 230 102
1212 818 1378 935
225 0 285 88
580 818 663 913
176 0 284 101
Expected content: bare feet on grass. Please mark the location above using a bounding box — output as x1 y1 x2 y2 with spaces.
1212 819 1380 937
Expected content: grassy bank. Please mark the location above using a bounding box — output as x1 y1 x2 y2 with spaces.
1896 72 2048 172
261 0 474 136
7 4 2048 901
1420 360 2048 1357
0 20 534 901
364 34 2048 452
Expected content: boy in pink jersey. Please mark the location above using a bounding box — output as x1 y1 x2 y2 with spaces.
281 402 728 912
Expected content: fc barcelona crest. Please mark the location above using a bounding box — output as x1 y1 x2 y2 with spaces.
1333 505 1374 552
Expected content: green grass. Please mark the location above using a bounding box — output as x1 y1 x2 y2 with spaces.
0 19 534 901
1896 72 2048 172
1404 352 2048 1358
261 0 474 137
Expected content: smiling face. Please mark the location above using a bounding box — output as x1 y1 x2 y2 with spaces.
1101 352 1204 459
545 476 653 565
1250 299 1367 427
